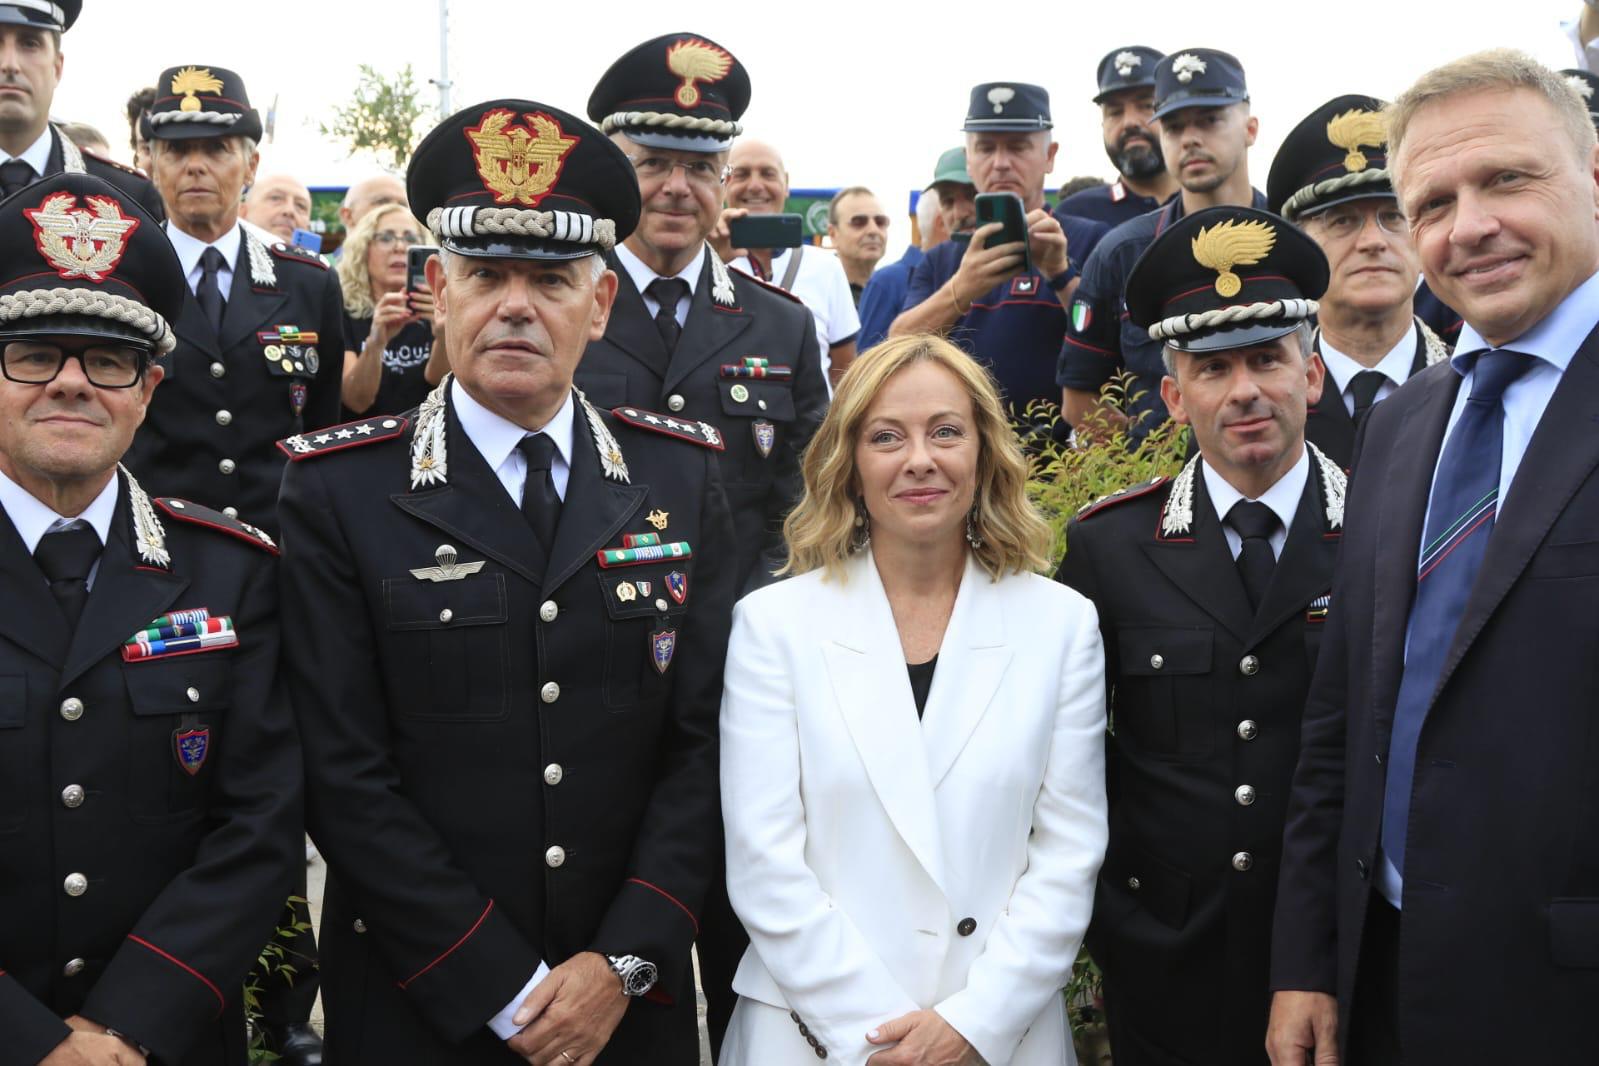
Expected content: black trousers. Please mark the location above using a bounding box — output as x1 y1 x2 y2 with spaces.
1347 893 1402 1065
254 869 321 1033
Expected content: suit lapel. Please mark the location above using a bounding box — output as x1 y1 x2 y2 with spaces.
59 480 187 689
1370 367 1459 726
390 391 548 586
0 506 70 666
1247 466 1336 646
822 554 947 895
1435 327 1599 697
1141 472 1255 643
603 254 672 378
172 287 221 359
662 252 754 394
221 232 287 353
1308 336 1357 462
922 555 1012 788
542 406 647 596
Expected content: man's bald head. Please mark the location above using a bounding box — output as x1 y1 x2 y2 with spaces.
339 174 408 230
242 173 312 242
725 139 790 211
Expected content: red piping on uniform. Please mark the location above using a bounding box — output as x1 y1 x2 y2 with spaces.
1061 336 1115 357
627 878 698 933
399 900 494 989
128 935 224 1014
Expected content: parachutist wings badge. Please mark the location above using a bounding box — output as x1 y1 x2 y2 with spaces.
26 193 140 282
411 544 485 583
666 39 733 108
1191 219 1276 299
465 109 580 207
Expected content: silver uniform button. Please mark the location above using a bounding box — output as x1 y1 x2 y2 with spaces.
655 598 669 612
63 872 88 897
61 784 85 808
353 918 367 934
215 410 232 426
539 600 559 623
62 958 85 977
1232 851 1254 872
666 394 685 412
1238 720 1259 740
59 697 83 721
1239 654 1260 676
222 507 238 519
1235 785 1257 806
209 361 225 378
545 845 566 868
219 458 236 474
186 687 200 703
541 682 560 704
1127 876 1141 891
438 608 453 624
543 763 564 785
757 399 768 411
1149 653 1164 670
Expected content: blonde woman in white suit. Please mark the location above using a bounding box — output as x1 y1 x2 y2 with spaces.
718 334 1108 1066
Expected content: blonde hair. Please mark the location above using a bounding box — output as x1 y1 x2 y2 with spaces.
781 334 1052 581
1387 50 1598 187
336 203 431 319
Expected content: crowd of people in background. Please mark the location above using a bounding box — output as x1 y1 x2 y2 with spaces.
8 3 1599 1066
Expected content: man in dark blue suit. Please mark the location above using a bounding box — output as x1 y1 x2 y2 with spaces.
1269 50 1599 1064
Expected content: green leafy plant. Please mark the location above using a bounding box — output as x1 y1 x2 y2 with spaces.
319 65 432 173
244 896 313 1064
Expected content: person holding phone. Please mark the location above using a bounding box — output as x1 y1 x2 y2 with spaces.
889 82 1108 422
335 204 449 417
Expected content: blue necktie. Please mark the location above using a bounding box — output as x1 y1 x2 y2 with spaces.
1381 349 1532 882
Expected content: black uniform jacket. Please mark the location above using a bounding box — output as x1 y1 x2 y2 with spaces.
0 471 301 1066
126 223 344 536
1057 447 1344 1066
1305 318 1450 469
1272 324 1599 1061
276 379 736 1065
39 124 165 220
576 246 826 593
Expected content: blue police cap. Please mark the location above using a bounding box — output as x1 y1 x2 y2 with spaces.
963 82 1051 132
1152 49 1248 122
1094 46 1163 104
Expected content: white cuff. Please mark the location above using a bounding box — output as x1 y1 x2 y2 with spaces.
486 961 551 1039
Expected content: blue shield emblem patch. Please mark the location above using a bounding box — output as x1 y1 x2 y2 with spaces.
752 419 775 458
666 570 688 605
651 629 677 675
173 727 210 776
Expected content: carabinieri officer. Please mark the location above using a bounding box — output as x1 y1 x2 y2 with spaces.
0 172 300 1066
276 97 736 1066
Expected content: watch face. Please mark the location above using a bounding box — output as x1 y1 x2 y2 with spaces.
626 960 659 996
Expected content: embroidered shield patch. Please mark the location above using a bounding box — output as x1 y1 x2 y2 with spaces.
651 628 677 674
666 570 688 605
173 727 210 776
752 419 775 458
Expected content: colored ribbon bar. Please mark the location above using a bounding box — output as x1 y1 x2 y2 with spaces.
742 357 770 367
122 630 240 661
621 532 662 548
597 541 693 568
150 608 211 629
127 617 234 644
719 365 792 380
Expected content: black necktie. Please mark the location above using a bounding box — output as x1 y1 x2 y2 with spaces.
196 246 227 335
1225 500 1279 612
35 522 102 630
645 277 689 353
0 159 35 199
516 434 561 556
1348 370 1387 426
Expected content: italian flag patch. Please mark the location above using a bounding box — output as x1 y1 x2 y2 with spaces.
1071 300 1092 333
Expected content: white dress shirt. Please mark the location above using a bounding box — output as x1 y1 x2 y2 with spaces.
0 126 53 175
1318 322 1417 416
1201 448 1310 561
166 220 242 302
615 242 704 330
0 467 119 588
450 377 576 1038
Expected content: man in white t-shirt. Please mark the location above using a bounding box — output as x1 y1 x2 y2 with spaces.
715 139 860 388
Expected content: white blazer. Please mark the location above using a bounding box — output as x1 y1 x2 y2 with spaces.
719 550 1108 1066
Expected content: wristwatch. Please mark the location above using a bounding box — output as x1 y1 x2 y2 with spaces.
606 953 659 997
1047 262 1080 291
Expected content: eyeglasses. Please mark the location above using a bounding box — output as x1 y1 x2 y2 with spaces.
626 154 730 186
2 341 150 388
1306 203 1408 240
843 214 891 230
373 230 424 247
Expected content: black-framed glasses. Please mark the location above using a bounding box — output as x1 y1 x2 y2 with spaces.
2 340 150 388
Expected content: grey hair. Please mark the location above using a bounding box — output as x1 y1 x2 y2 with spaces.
1161 320 1314 376
437 247 608 282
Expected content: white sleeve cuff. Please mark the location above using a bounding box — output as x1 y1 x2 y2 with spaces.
486 961 551 1040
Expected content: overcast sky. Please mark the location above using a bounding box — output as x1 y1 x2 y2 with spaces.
51 0 1587 252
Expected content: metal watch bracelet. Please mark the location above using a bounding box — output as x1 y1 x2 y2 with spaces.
606 953 658 997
